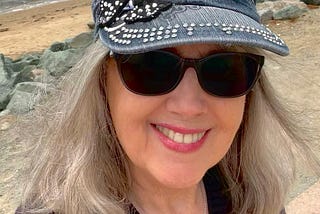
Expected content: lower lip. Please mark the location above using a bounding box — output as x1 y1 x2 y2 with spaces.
151 125 208 153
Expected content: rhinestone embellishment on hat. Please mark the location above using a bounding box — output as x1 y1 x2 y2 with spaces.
97 0 172 30
106 21 286 47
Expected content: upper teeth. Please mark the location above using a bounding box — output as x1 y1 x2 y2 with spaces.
156 125 205 144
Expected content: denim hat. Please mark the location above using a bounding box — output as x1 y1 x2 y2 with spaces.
92 0 289 55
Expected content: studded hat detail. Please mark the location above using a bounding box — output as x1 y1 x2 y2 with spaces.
92 0 289 56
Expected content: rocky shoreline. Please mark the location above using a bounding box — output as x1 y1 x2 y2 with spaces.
0 31 94 116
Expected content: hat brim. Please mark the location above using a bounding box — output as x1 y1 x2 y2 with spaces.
98 4 289 56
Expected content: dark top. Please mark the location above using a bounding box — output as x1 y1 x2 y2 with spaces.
16 167 286 214
203 167 232 213
128 167 231 213
128 166 286 214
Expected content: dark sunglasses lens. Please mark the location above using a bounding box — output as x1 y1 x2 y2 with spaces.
199 54 260 97
119 52 181 95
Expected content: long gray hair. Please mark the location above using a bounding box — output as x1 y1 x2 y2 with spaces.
20 41 319 214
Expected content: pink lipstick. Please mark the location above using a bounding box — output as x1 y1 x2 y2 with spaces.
151 123 209 153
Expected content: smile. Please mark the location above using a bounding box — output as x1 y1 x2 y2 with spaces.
152 124 209 153
155 125 206 144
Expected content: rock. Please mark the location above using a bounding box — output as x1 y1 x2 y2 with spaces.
87 22 95 30
40 32 94 77
1 31 95 113
12 65 36 86
66 32 93 49
301 0 320 5
1 54 42 111
6 90 35 114
32 68 44 77
0 27 9 32
0 87 11 111
0 55 6 85
257 0 308 20
4 56 13 64
0 54 13 111
0 54 12 85
40 47 84 77
49 42 69 52
274 3 308 19
0 109 10 117
6 82 51 114
258 9 274 23
9 53 41 73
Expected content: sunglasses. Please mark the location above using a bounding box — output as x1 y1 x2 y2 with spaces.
113 50 264 97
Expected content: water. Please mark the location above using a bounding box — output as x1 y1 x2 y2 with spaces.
0 0 68 14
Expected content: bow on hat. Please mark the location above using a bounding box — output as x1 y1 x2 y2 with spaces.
97 0 172 29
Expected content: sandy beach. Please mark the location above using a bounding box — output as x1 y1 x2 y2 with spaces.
0 0 92 59
0 1 319 213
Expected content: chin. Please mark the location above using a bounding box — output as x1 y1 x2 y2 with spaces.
150 163 208 189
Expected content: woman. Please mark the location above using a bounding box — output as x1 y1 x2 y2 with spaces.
18 0 319 213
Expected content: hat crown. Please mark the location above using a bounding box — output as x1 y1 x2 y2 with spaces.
169 0 259 22
92 0 259 24
91 0 289 56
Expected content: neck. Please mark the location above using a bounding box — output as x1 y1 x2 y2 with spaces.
129 172 207 214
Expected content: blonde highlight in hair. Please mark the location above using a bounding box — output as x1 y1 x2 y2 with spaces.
20 41 319 214
220 68 320 213
21 42 130 213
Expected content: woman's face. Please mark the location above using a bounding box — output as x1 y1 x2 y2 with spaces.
107 44 246 189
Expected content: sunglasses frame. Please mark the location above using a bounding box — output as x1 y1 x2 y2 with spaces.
112 50 265 98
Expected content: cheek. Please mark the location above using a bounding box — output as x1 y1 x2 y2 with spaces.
106 62 136 140
106 61 157 153
106 65 150 130
216 97 245 141
213 96 246 127
218 97 245 129
208 97 245 159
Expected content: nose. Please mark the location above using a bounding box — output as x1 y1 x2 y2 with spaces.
166 67 208 118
